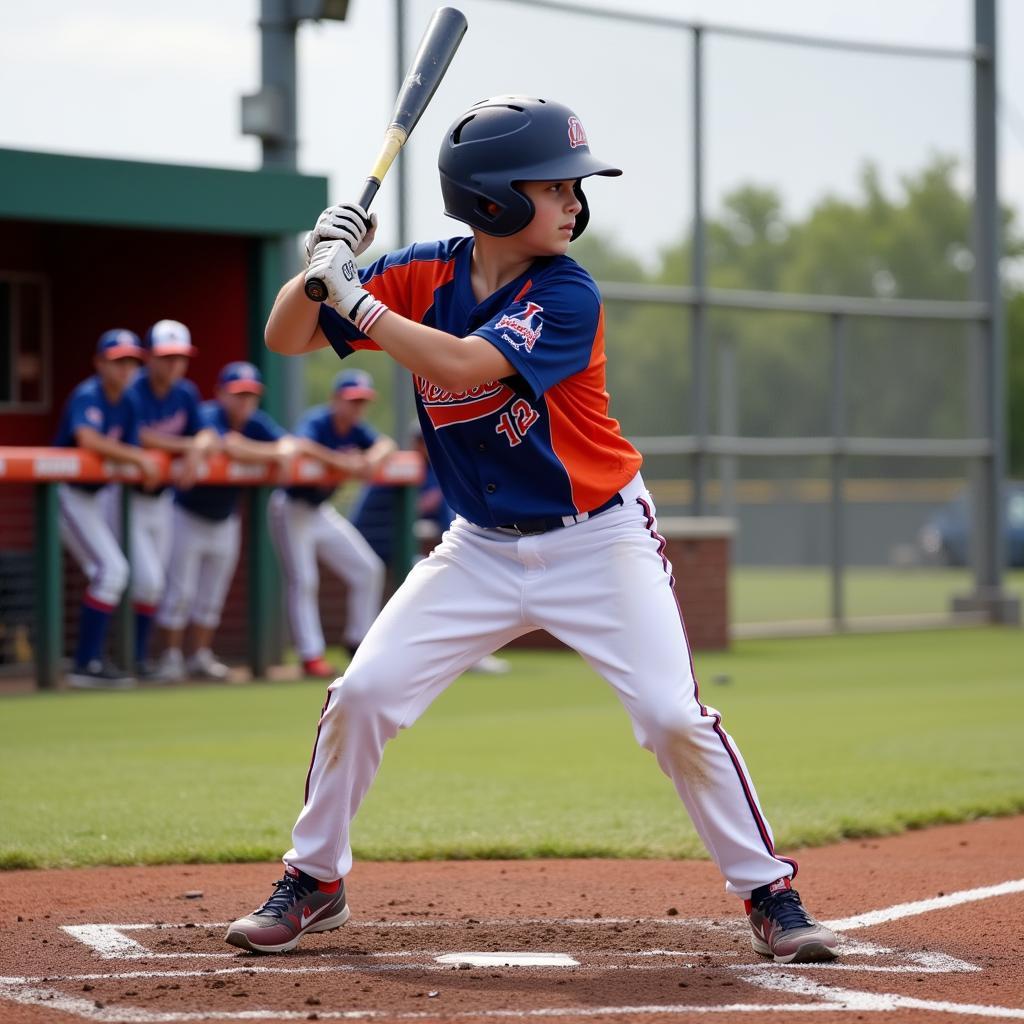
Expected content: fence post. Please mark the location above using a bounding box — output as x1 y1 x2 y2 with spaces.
829 313 847 629
33 482 62 689
116 484 134 671
391 483 417 584
247 487 278 678
690 25 709 515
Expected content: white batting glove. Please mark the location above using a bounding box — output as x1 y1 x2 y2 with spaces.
305 240 389 334
303 203 378 266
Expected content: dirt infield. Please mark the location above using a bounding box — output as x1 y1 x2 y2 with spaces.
1 816 1022 1023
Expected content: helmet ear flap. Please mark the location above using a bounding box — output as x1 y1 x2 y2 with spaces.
570 181 590 240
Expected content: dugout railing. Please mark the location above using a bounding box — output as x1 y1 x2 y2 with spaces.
0 447 424 689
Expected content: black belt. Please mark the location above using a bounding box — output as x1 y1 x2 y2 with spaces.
496 492 624 536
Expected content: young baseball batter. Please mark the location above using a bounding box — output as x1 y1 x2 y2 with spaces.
268 368 396 680
112 320 219 676
54 330 160 688
226 97 839 964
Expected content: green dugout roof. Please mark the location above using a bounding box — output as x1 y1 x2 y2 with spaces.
0 147 327 235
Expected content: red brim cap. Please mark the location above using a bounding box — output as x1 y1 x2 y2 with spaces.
338 386 377 399
102 345 147 361
223 380 264 394
152 344 199 358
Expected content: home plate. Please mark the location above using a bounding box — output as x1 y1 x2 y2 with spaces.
435 952 580 968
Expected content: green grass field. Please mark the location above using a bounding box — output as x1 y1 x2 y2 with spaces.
731 567 1024 623
1 628 1022 870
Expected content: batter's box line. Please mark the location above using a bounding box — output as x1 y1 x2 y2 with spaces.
1 983 1024 1022
60 876 1024 963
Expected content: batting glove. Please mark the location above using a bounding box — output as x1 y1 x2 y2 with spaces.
305 240 389 334
304 203 378 266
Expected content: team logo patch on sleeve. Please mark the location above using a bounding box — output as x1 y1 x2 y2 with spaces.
85 406 103 426
496 301 543 353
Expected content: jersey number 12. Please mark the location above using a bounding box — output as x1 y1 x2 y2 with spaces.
495 399 539 447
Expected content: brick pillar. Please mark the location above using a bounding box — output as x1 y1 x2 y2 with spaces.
658 517 735 650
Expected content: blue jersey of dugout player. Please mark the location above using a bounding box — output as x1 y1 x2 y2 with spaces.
284 369 389 508
225 96 839 967
54 330 160 688
173 363 287 521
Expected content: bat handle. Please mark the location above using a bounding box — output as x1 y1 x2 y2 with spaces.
303 177 384 303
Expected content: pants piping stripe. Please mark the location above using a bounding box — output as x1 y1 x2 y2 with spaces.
635 496 797 881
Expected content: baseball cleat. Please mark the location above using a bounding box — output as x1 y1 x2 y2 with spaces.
746 877 839 964
67 660 136 690
154 648 186 683
225 866 350 954
302 657 338 680
187 648 230 681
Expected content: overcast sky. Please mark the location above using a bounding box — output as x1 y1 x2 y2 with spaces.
2 0 1022 268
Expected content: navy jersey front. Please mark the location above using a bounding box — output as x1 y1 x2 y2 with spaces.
54 376 140 493
175 401 285 522
128 370 201 437
127 370 202 495
285 406 378 507
317 237 642 527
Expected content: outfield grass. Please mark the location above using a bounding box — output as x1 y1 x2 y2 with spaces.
731 567 1024 623
1 629 1022 870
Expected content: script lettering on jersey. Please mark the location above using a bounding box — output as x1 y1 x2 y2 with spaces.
495 301 543 353
415 376 515 429
146 410 189 437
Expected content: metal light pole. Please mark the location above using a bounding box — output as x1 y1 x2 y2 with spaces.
242 0 351 429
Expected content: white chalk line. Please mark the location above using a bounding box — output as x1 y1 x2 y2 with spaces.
824 877 1024 931
742 972 1024 1020
7 876 1022 1021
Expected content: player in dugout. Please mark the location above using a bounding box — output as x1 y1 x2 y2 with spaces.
268 368 396 681
108 319 220 678
54 330 160 689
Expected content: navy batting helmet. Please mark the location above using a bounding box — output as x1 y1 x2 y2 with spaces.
438 96 621 240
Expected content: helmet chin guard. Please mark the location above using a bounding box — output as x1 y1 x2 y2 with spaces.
438 96 621 239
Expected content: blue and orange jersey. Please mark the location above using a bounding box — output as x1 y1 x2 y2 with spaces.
285 405 379 507
317 237 642 527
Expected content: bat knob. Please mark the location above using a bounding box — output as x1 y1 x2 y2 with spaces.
304 277 329 303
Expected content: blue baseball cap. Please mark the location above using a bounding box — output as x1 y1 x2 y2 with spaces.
333 368 377 399
218 361 264 394
145 319 198 357
96 329 147 361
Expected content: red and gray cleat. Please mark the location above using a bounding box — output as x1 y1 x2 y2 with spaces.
225 865 350 954
746 877 839 964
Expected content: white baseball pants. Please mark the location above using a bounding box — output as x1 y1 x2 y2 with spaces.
287 473 796 897
57 484 129 609
268 490 385 658
156 505 241 630
101 488 174 609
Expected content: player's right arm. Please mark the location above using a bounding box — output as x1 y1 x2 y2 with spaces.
267 202 379 357
265 274 332 356
74 425 161 486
